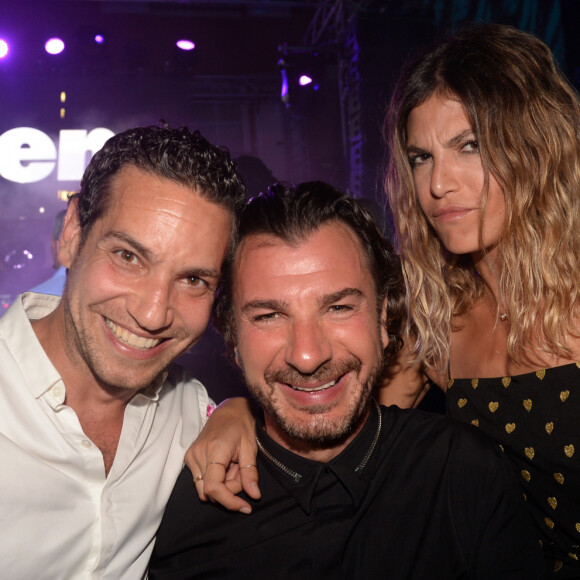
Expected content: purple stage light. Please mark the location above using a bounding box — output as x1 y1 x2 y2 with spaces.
176 39 195 51
94 34 105 44
298 75 313 86
0 39 9 59
45 38 65 55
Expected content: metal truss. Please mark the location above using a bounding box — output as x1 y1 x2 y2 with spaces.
304 0 376 197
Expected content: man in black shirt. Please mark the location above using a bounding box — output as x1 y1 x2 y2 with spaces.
150 182 548 579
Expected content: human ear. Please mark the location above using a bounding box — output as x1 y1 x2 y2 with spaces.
58 198 82 269
234 345 241 368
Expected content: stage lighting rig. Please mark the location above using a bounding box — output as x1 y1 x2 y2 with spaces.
277 43 324 109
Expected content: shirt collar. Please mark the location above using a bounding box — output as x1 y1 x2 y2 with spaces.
4 292 64 399
139 372 166 400
256 400 382 514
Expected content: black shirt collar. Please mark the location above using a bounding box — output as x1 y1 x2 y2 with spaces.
255 400 382 514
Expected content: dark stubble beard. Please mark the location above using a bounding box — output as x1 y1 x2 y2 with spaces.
61 289 163 395
246 352 386 446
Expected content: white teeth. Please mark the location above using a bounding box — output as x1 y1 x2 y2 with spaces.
292 379 337 392
105 319 161 350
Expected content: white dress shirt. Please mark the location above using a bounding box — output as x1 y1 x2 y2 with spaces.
0 293 213 579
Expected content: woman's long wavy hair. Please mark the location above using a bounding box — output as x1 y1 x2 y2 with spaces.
385 22 580 372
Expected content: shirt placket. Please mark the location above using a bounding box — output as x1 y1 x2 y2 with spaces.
41 380 107 578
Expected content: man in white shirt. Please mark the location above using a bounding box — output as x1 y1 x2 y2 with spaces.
0 125 246 579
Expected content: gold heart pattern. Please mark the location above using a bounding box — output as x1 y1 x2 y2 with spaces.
554 561 563 572
410 365 577 562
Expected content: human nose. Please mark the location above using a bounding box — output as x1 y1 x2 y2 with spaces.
430 156 458 198
284 319 333 374
126 277 174 331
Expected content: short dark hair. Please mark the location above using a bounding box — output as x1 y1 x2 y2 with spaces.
214 181 405 365
74 125 247 243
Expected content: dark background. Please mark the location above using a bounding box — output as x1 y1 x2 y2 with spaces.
1 0 578 402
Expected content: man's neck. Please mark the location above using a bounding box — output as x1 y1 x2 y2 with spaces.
31 305 132 475
263 406 372 463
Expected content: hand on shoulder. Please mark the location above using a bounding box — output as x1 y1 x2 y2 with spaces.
185 397 261 513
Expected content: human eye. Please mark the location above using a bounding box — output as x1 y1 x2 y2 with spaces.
328 304 351 312
252 311 280 323
461 140 479 153
327 303 355 316
182 274 213 297
408 153 431 168
114 249 139 265
186 276 208 289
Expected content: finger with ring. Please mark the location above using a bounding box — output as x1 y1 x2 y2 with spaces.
239 464 257 469
207 461 227 468
194 474 204 482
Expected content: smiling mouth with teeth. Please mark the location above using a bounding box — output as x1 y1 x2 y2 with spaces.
289 379 338 392
106 319 161 350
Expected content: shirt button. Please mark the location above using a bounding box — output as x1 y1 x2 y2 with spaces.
81 439 92 449
52 384 65 400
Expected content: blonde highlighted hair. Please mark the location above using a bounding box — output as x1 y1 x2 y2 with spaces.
385 22 580 372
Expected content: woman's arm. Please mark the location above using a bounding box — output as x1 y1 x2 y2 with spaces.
376 342 431 408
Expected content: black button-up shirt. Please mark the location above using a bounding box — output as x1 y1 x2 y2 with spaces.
150 404 549 579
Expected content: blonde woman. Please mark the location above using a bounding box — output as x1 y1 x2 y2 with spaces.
383 23 579 577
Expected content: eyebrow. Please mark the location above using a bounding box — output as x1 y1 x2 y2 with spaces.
319 288 363 308
104 230 222 280
105 231 153 261
241 299 288 315
445 128 475 148
407 128 475 155
240 288 364 315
